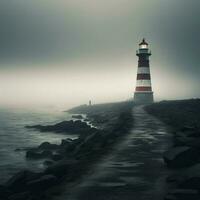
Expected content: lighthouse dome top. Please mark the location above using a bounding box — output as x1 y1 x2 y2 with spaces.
139 38 148 49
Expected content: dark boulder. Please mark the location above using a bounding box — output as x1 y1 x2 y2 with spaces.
26 120 96 135
163 146 200 168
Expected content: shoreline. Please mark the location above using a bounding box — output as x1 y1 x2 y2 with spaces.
0 101 134 200
1 99 199 200
0 108 73 185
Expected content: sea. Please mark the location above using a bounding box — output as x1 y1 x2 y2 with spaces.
0 106 78 184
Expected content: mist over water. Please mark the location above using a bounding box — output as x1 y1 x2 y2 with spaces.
0 107 76 184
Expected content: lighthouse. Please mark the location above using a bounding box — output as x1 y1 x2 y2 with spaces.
134 39 154 104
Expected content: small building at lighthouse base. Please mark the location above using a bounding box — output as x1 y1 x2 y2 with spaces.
134 92 154 104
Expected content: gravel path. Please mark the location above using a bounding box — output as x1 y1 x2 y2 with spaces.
56 105 172 200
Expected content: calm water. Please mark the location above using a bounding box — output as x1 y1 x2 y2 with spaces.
0 107 77 184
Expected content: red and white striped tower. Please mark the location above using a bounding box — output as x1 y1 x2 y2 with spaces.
134 39 154 104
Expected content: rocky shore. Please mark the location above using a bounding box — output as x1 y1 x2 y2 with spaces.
26 120 97 135
145 99 200 200
0 101 133 200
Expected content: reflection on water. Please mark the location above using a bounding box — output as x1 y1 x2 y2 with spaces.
0 107 77 184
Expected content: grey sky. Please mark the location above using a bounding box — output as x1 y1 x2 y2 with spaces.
0 0 199 107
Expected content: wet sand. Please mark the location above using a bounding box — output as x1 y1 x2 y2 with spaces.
55 105 172 200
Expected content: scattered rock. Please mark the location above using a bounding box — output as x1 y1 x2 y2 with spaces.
26 120 96 135
26 139 74 161
146 100 200 199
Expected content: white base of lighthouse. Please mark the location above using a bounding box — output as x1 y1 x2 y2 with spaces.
134 92 154 104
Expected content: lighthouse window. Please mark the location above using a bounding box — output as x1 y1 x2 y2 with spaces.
140 44 147 49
